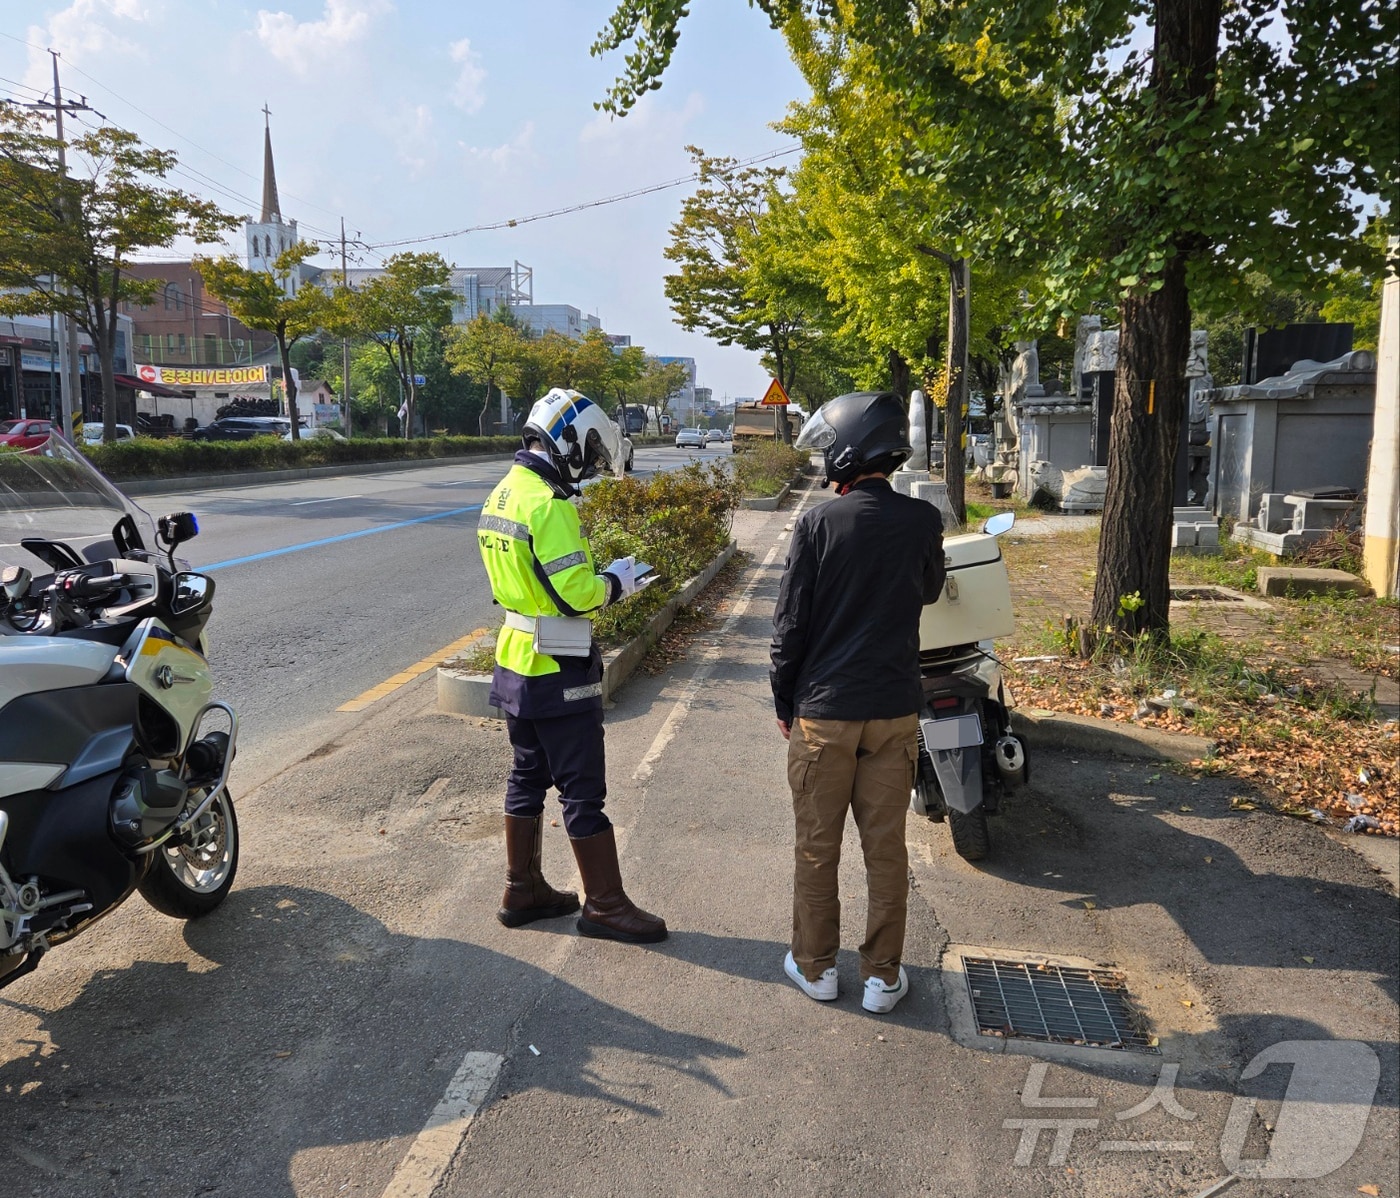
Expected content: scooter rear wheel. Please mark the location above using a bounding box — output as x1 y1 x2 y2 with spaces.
138 788 239 919
948 806 990 861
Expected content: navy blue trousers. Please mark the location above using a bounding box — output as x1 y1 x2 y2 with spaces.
504 708 611 839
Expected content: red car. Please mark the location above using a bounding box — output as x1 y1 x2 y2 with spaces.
0 419 55 450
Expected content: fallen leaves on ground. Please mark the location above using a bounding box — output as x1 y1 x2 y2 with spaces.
1009 658 1398 838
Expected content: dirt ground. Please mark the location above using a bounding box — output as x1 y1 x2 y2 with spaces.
973 490 1399 840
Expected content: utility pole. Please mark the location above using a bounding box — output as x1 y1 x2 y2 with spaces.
26 52 90 439
340 218 352 437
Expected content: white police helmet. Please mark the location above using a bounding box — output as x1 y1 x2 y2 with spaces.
522 388 624 485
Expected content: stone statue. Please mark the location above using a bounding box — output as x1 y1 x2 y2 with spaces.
1186 329 1209 379
1011 340 1044 401
904 389 929 471
1073 316 1101 399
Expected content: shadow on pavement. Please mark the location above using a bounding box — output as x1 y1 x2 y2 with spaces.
0 884 743 1197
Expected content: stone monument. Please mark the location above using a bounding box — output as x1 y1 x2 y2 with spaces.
1072 316 1102 401
894 388 931 495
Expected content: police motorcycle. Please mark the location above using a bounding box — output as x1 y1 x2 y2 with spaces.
910 509 1028 860
0 435 237 991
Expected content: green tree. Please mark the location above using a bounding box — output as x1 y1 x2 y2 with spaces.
665 147 819 435
444 310 525 434
196 243 330 441
634 356 690 433
594 0 1397 638
0 108 235 441
337 252 454 438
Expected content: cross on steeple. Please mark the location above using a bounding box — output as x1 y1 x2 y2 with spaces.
262 102 272 125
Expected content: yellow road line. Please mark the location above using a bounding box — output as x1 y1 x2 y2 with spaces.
337 628 491 713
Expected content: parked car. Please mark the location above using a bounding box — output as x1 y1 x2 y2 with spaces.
0 419 55 450
81 422 135 444
675 427 706 449
281 426 347 443
192 416 292 442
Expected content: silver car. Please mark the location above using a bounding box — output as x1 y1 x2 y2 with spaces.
675 427 706 449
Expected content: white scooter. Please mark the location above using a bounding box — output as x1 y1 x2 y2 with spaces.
910 510 1028 860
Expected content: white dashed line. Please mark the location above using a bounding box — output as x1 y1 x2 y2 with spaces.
379 1051 504 1198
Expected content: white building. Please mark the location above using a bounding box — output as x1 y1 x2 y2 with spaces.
337 263 532 325
243 112 316 297
515 303 602 340
655 355 697 420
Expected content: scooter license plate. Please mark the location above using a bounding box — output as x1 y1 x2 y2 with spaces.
920 713 983 752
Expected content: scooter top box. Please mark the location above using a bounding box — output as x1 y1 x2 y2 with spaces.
919 531 1015 649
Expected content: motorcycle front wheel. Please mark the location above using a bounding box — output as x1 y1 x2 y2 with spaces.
138 788 240 919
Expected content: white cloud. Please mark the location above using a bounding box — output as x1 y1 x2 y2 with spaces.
24 0 153 94
578 90 705 153
460 122 536 171
448 37 486 114
254 0 390 74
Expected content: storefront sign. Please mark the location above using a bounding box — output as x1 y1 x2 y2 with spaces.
134 364 269 387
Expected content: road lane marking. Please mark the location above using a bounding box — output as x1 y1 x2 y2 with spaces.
289 494 362 506
337 628 491 712
632 483 816 783
201 503 483 571
633 543 781 783
379 1050 504 1198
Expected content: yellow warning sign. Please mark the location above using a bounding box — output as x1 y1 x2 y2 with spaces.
759 378 790 406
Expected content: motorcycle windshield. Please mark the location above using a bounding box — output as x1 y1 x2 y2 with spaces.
0 435 157 571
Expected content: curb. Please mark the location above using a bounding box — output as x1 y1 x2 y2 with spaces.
437 540 740 720
1015 708 1214 763
740 482 791 511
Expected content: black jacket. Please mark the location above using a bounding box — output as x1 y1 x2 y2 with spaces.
770 478 945 723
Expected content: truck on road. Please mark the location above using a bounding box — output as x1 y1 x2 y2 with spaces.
731 403 802 452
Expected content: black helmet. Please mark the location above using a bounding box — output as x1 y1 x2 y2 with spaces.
796 391 913 487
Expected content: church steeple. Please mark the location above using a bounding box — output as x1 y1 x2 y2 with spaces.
260 103 281 223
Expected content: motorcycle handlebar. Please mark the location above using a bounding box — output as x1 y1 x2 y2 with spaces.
60 572 128 599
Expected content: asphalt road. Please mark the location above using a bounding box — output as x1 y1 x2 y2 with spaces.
1 473 1394 1197
150 444 731 788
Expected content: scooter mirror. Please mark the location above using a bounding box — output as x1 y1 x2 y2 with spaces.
981 511 1015 536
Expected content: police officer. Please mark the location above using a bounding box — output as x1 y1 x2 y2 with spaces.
477 388 666 944
771 391 945 1013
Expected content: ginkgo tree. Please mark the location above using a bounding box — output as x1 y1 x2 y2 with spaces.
196 243 330 441
593 0 1396 639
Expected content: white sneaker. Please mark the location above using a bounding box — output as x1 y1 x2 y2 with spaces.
862 966 909 1013
784 951 838 1001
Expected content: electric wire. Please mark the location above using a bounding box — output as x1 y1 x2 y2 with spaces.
367 145 802 249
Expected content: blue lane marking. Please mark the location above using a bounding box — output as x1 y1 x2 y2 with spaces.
201 504 483 571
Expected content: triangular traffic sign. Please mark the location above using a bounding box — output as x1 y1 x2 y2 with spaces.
759 378 790 406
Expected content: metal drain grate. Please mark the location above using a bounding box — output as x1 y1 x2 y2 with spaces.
962 956 1159 1053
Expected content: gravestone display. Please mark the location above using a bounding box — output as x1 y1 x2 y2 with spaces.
1207 350 1376 538
1242 323 1353 384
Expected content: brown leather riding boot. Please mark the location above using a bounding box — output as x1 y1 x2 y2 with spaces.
569 826 667 944
498 814 580 928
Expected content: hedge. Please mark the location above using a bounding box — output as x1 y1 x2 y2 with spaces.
80 432 679 481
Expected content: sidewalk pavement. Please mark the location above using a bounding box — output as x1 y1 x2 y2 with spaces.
4 481 1393 1197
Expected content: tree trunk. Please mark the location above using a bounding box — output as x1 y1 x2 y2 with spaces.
1091 254 1191 636
278 331 299 442
1090 0 1220 638
888 349 910 399
943 257 969 527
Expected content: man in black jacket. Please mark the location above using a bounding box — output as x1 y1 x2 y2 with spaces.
771 391 945 1014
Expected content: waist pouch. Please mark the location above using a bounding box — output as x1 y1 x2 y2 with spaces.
504 611 593 658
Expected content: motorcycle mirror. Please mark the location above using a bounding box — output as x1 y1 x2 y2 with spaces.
981 511 1015 536
170 571 214 616
2 565 32 601
157 511 200 549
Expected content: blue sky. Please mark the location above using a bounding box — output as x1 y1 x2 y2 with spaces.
1 1 808 405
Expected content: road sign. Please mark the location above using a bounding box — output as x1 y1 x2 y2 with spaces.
759 378 790 406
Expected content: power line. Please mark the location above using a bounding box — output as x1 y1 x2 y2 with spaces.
367 145 802 249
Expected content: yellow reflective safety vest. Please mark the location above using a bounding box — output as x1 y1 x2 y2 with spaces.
477 453 613 718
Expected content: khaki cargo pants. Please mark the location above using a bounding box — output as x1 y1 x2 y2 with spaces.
787 714 919 986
